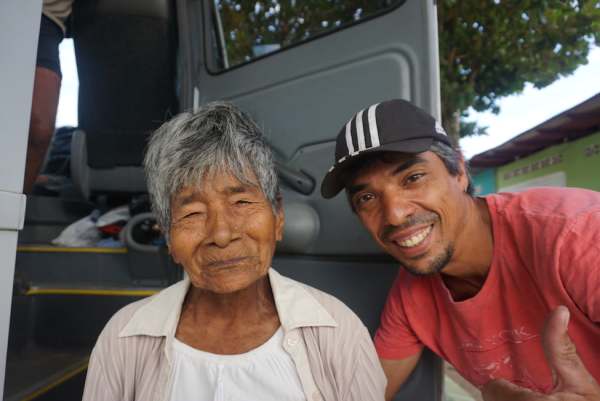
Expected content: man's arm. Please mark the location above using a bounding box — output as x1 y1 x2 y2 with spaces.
380 350 423 401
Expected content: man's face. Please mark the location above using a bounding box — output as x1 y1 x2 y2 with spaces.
347 151 469 275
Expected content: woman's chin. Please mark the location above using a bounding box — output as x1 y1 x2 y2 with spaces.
190 268 268 295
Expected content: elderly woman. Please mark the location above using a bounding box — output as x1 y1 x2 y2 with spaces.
82 102 386 401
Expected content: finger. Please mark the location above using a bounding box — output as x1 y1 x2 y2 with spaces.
482 379 544 401
542 306 597 391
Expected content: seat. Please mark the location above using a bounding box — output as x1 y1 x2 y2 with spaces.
70 0 178 199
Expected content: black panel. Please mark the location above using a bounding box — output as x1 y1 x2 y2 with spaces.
85 132 148 168
72 0 178 167
32 295 142 348
34 371 87 401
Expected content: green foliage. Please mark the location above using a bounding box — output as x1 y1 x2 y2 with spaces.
439 0 600 141
460 120 489 138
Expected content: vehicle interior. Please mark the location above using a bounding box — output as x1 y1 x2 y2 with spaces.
5 0 444 399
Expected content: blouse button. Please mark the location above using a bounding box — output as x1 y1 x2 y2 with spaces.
286 336 299 347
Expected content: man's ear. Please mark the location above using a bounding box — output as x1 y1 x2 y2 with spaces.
456 155 469 193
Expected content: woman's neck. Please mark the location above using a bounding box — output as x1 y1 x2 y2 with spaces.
175 275 280 354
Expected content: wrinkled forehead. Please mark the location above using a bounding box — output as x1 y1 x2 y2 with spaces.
173 165 261 202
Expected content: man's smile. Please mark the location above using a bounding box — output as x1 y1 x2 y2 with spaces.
396 225 433 248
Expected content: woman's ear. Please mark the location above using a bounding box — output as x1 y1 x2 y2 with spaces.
275 195 285 242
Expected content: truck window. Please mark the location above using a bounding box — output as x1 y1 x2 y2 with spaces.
209 0 406 71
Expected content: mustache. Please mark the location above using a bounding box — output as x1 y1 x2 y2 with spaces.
380 212 439 242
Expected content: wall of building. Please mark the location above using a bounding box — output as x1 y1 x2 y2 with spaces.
496 130 600 192
471 168 496 195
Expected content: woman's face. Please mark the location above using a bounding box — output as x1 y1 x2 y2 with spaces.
168 171 284 294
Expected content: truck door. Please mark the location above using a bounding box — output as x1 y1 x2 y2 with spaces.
177 1 443 400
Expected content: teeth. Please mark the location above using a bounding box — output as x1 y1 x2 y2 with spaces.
398 226 432 248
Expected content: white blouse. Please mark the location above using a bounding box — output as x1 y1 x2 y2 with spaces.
168 328 307 401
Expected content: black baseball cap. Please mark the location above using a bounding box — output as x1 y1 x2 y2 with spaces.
320 99 452 198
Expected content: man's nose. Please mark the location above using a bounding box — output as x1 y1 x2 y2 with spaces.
205 207 238 247
381 192 414 226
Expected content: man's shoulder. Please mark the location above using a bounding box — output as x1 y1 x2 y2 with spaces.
487 187 600 222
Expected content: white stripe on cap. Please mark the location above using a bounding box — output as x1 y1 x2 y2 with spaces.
367 103 380 148
435 121 448 136
356 109 366 151
345 120 354 154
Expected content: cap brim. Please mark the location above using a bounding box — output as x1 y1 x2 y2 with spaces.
320 137 434 198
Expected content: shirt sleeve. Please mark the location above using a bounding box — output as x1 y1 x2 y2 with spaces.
82 338 120 401
374 275 423 360
557 210 600 323
344 323 387 401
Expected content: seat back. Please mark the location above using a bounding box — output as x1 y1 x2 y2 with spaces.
70 0 178 198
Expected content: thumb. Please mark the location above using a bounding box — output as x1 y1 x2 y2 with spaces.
542 305 595 391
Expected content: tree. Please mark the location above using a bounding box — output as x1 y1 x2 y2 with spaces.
216 0 600 144
438 0 600 143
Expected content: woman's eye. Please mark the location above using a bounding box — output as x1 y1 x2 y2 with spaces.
235 199 252 205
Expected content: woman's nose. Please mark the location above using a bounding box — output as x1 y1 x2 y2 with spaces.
206 207 238 247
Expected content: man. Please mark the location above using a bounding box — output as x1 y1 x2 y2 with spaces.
321 99 600 401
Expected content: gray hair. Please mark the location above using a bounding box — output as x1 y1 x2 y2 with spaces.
144 101 279 233
430 141 474 196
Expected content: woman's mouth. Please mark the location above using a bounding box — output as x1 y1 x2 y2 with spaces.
206 256 251 269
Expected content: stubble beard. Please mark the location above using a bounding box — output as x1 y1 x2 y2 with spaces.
400 245 454 276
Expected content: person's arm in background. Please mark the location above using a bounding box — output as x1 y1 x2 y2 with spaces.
26 14 65 193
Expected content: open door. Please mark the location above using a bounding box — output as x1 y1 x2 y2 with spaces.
180 0 441 252
177 1 443 400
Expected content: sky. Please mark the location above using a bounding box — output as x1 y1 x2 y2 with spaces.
55 40 600 160
460 46 600 159
55 39 78 129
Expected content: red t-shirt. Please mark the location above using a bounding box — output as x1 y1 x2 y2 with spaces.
374 187 600 393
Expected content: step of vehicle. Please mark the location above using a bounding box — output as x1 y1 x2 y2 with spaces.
4 345 89 401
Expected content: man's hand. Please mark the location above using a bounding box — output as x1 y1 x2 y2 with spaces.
482 306 600 401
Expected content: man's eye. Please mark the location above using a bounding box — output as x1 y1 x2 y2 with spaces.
355 193 374 207
406 173 425 184
183 212 201 219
